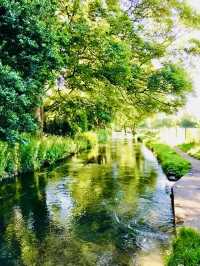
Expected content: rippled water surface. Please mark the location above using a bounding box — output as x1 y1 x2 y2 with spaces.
0 138 174 266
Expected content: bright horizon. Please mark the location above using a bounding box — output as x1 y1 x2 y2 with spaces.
183 0 200 118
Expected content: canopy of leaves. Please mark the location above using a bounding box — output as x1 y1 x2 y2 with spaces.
44 0 195 134
0 0 61 141
1 0 199 139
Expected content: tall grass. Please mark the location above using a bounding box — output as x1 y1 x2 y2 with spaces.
167 228 200 266
0 142 9 177
0 132 98 179
96 129 110 144
75 132 98 151
147 142 191 179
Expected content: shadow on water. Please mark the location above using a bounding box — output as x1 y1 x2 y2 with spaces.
0 139 174 266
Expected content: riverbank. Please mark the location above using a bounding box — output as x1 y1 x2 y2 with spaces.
145 142 191 179
0 131 108 181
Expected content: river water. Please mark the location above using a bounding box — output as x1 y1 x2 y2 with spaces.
0 138 174 266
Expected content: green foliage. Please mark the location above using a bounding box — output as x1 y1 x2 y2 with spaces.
167 228 200 266
0 133 97 178
0 0 61 142
151 118 175 129
97 129 110 144
178 116 198 128
179 143 195 152
147 64 192 112
44 96 113 136
1 0 199 139
0 65 37 142
147 142 191 178
75 132 98 150
19 137 39 173
19 135 79 173
44 0 196 134
0 141 9 177
179 142 200 160
189 149 200 160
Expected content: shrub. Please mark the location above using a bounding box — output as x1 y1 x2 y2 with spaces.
167 228 200 266
97 129 110 144
147 142 191 179
75 132 98 151
178 142 195 152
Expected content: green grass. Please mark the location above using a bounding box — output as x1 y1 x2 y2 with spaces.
179 142 195 152
96 129 110 144
75 132 98 150
179 142 200 160
0 132 99 179
147 142 191 179
167 228 200 266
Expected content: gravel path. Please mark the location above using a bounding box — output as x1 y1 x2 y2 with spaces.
172 147 200 230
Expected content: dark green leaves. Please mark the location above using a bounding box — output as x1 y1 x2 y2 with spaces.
0 0 61 141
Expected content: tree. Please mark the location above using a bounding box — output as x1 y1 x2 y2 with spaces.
0 0 61 142
44 0 196 135
178 115 198 128
1 0 199 140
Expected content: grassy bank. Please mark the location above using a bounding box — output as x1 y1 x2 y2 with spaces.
0 132 99 179
179 142 200 160
146 142 191 179
167 228 200 266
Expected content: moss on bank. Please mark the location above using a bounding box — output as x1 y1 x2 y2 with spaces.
146 142 191 179
167 228 200 266
0 132 99 179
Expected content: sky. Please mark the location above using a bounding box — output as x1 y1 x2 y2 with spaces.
184 0 200 118
188 0 200 10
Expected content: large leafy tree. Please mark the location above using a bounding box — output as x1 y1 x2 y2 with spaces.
45 0 197 134
0 0 61 141
1 0 199 139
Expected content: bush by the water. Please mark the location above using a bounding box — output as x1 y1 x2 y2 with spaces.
179 142 200 160
97 129 110 144
147 142 191 178
0 133 98 179
167 228 200 266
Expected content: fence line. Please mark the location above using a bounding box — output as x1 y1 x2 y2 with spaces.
138 128 200 146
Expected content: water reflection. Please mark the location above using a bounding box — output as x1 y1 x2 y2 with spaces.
0 139 173 266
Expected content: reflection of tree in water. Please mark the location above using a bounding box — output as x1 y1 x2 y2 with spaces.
18 173 50 240
85 145 108 164
69 142 158 264
0 182 21 266
0 141 161 266
0 173 51 266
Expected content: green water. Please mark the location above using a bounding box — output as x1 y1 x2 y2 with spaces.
0 139 174 266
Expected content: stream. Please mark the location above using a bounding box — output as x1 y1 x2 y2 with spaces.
0 136 174 266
